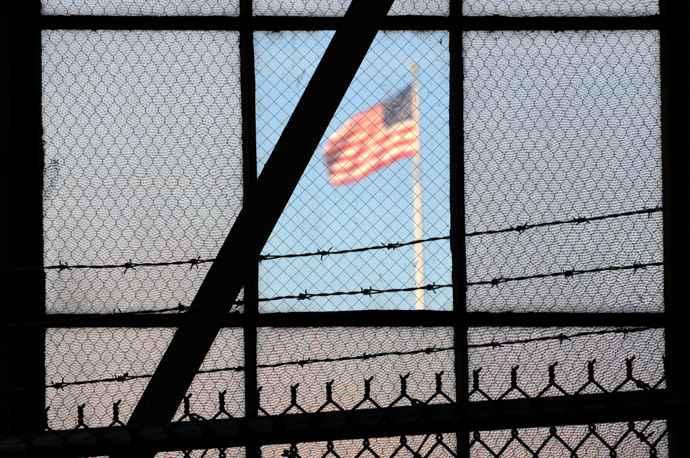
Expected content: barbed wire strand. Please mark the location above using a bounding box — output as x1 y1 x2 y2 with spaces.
0 327 652 393
0 260 663 330
0 207 661 273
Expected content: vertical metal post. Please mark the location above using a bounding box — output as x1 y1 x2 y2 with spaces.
449 6 469 457
0 0 46 434
240 2 260 458
410 63 425 310
659 0 688 456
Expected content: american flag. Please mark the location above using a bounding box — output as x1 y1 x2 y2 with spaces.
323 84 419 185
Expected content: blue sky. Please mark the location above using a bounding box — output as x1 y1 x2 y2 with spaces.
255 31 452 312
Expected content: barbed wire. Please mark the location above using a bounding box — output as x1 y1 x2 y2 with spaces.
465 261 664 288
464 206 661 237
33 327 652 392
0 260 663 330
244 260 663 302
0 207 661 273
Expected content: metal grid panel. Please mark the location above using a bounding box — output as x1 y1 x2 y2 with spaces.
257 327 454 415
256 31 450 312
464 30 662 313
462 0 658 17
46 328 244 428
41 0 240 16
253 0 448 16
41 30 243 314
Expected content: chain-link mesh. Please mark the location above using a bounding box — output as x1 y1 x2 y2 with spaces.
41 0 240 16
264 435 458 458
252 0 448 16
153 450 244 458
471 421 667 457
257 327 454 415
155 451 245 458
256 31 450 312
73 422 669 457
265 424 668 458
46 328 244 429
468 327 664 400
4 351 668 456
463 0 658 17
40 351 667 417
464 30 662 313
42 30 243 314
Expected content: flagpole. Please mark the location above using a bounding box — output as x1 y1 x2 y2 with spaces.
410 63 425 310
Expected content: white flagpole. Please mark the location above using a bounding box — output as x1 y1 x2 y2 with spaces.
410 63 425 310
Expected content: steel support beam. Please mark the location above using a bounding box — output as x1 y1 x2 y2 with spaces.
118 1 394 456
38 14 661 32
659 0 689 456
31 311 668 329
1 390 681 457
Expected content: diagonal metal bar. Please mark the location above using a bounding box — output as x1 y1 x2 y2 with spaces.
118 0 395 454
2 390 681 457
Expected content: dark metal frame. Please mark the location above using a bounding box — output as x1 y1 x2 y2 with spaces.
1 0 45 435
2 0 687 456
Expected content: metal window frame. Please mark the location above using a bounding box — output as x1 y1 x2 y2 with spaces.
2 0 687 456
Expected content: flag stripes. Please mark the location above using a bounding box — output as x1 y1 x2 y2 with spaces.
323 85 419 185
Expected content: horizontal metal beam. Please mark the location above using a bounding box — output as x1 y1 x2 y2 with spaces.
0 390 680 457
38 14 660 31
31 311 666 328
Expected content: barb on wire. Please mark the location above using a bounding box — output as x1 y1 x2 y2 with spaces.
31 327 653 392
0 206 662 273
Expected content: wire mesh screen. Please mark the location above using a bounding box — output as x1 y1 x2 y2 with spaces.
154 450 245 458
463 30 662 313
472 421 667 457
41 0 240 16
257 327 454 415
468 327 664 400
153 450 245 458
45 328 244 428
262 421 667 457
41 30 243 314
264 435 457 458
253 0 448 16
256 31 450 312
462 0 658 16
